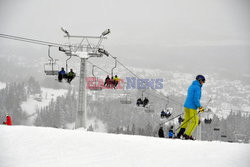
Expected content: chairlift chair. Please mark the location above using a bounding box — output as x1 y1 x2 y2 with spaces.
44 61 59 75
120 94 132 104
136 89 147 107
213 127 220 131
120 82 132 104
160 108 172 119
89 65 102 91
204 118 212 124
44 46 59 75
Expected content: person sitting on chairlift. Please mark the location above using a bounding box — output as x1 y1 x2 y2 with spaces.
110 76 114 88
161 110 166 118
165 109 171 118
137 98 143 106
67 69 75 83
204 118 212 124
113 75 120 88
161 109 171 118
58 67 66 82
143 97 149 107
104 75 111 87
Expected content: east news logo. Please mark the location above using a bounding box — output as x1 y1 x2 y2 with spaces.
87 77 163 90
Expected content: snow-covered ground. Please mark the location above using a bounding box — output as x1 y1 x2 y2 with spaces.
0 82 6 90
0 125 249 167
21 88 68 125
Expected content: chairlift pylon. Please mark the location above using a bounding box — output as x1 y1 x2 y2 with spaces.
44 45 59 75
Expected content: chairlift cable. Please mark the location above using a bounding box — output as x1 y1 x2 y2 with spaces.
107 54 183 106
0 33 68 48
0 33 183 107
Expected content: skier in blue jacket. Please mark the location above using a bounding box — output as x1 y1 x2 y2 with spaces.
176 75 205 140
58 67 66 82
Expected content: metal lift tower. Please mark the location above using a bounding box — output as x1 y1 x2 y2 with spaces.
60 28 110 129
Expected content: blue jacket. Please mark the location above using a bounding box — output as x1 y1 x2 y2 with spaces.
184 80 202 109
58 70 66 75
168 130 174 137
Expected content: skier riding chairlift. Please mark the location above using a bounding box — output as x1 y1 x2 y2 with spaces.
143 97 149 107
58 67 67 82
204 118 212 124
67 69 76 83
136 98 143 107
104 75 111 88
113 75 120 89
137 97 149 107
58 67 75 83
160 109 172 119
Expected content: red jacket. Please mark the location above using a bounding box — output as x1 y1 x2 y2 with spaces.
3 115 12 125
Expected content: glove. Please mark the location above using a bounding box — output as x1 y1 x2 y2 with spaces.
199 107 205 113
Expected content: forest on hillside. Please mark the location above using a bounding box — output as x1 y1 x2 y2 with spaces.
1 78 249 143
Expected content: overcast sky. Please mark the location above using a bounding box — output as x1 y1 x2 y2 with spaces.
0 0 249 74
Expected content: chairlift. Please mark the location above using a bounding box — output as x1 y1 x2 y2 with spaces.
160 108 172 119
160 97 172 118
120 95 132 104
204 118 212 124
44 46 59 75
120 82 132 104
136 89 147 107
89 65 102 91
213 128 220 131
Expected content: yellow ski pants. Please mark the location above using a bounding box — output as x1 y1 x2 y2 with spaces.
180 107 199 136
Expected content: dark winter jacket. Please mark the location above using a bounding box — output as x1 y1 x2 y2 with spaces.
184 80 202 109
158 127 164 138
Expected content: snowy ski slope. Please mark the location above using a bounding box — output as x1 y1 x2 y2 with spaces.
0 125 249 167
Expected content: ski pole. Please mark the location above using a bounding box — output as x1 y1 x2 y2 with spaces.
174 98 212 132
174 111 201 132
161 112 184 125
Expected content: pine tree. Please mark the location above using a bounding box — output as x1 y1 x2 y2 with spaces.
27 76 41 95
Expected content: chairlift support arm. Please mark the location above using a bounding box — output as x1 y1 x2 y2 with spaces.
111 57 117 77
92 65 96 77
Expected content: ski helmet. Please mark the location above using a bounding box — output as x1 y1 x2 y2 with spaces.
196 75 205 82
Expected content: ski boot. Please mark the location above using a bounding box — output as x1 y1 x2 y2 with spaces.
176 128 185 139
